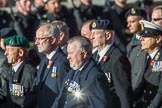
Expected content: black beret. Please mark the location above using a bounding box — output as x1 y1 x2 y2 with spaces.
0 27 17 38
4 35 29 48
139 20 162 37
125 8 147 19
89 19 114 30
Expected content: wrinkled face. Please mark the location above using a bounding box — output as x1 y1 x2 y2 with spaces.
67 41 83 70
127 16 141 33
151 9 162 26
4 46 20 65
91 29 106 50
35 26 53 54
45 0 61 14
139 36 157 52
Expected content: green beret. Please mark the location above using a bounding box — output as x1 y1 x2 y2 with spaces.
4 35 30 48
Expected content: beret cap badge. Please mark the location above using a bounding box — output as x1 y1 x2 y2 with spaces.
92 22 97 28
9 40 13 46
131 8 136 14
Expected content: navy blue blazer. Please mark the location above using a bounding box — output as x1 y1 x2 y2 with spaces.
93 43 133 108
52 58 112 108
23 48 70 108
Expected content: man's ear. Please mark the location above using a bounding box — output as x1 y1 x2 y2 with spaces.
81 50 88 58
51 37 57 44
18 49 24 57
105 31 111 41
59 32 64 41
157 35 162 44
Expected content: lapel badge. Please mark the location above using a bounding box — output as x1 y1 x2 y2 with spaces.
102 56 108 62
51 66 57 78
150 60 155 66
155 52 160 60
47 60 53 68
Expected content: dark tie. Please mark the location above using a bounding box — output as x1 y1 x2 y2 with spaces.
12 68 15 76
145 55 151 71
95 54 100 62
73 70 80 81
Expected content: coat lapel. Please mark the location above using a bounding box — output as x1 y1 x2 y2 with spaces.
79 58 96 84
13 60 26 83
134 54 148 88
42 49 62 82
37 57 48 83
99 44 116 66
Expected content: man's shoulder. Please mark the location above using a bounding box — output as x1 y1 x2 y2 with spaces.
84 59 104 76
23 61 37 73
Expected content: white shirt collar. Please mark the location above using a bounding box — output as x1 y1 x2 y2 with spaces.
13 61 24 72
98 43 113 62
150 48 159 59
92 47 98 54
135 34 140 40
46 47 58 60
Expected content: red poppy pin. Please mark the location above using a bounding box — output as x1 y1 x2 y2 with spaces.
150 60 155 66
102 56 108 62
47 60 53 68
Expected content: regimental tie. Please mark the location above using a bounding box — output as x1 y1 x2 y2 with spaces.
145 55 151 70
95 54 100 62
12 68 15 76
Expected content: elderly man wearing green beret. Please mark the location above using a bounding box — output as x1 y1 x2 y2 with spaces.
2 35 37 108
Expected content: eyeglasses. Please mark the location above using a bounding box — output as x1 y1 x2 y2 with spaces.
152 18 162 21
34 37 51 42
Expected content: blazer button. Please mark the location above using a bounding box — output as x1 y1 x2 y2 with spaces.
144 90 146 93
149 91 152 94
65 101 67 104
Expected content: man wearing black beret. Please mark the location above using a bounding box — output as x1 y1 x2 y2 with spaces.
2 35 37 108
91 19 133 108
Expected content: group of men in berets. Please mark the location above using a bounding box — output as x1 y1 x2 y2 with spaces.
0 5 162 108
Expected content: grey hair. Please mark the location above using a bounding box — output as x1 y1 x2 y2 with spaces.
38 22 60 38
51 20 69 37
67 36 92 55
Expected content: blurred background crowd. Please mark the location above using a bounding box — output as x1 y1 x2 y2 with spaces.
0 0 162 107
0 0 161 43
